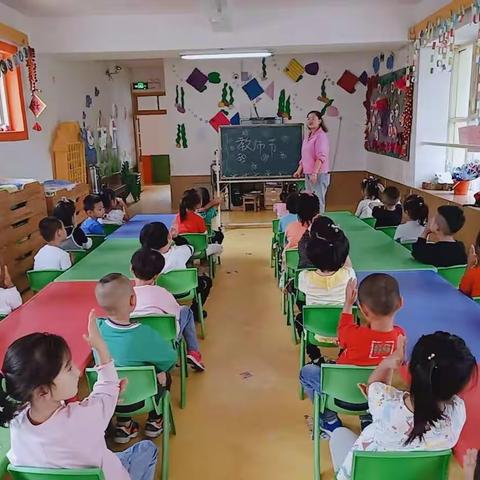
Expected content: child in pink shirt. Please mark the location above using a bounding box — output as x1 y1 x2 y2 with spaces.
131 247 205 371
285 192 320 249
3 310 157 480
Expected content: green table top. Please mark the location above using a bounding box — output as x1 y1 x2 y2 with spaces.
0 427 10 476
56 238 141 281
326 211 434 271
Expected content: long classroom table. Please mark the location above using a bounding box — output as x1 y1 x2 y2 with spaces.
357 270 480 462
107 214 175 239
326 211 434 271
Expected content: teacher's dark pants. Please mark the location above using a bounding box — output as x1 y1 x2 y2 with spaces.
305 173 330 213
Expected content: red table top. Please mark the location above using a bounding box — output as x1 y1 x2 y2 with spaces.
0 282 106 371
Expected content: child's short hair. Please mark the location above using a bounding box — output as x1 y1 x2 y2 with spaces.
180 189 201 221
437 205 465 234
361 176 382 199
38 216 63 242
95 273 133 314
404 194 429 226
131 248 165 281
297 193 320 226
279 191 288 203
358 273 401 316
381 186 400 206
83 194 103 213
306 216 349 272
286 192 299 214
53 199 76 229
99 188 116 211
139 222 169 250
197 187 211 208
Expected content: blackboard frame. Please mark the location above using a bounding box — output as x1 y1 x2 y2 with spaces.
219 123 304 180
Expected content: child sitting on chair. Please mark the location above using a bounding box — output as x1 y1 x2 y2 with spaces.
53 198 93 251
285 192 320 249
460 231 480 298
355 176 383 219
371 186 402 228
0 259 21 316
197 187 224 244
95 273 176 444
33 217 72 271
299 274 405 435
279 192 299 233
412 205 467 267
394 194 429 244
100 187 129 224
131 247 205 371
80 194 106 236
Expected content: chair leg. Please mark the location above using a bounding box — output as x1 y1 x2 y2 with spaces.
196 292 206 339
288 293 299 344
313 392 321 480
180 339 187 409
210 254 215 279
161 392 171 480
270 240 275 268
299 334 305 400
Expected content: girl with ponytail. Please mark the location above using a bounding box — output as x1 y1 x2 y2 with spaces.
394 194 429 244
330 332 476 480
355 176 384 219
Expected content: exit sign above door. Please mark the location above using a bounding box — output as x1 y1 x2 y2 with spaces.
133 81 149 90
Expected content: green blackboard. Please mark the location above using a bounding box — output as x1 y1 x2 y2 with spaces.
220 124 303 178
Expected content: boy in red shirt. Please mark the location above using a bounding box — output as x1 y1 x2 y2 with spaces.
299 273 405 434
460 232 480 298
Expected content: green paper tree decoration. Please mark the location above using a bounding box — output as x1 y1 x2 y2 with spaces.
228 85 234 106
175 85 186 113
277 89 286 117
262 57 267 80
180 87 185 109
175 124 182 148
181 124 188 148
219 82 234 108
175 85 179 106
285 95 291 119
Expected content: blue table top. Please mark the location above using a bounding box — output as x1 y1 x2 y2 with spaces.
107 214 175 239
357 270 480 358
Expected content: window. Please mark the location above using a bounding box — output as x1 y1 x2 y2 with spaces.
447 43 479 170
0 40 28 142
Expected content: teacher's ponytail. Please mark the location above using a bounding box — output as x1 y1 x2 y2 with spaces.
307 110 328 133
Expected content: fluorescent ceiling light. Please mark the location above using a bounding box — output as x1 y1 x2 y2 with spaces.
181 52 272 60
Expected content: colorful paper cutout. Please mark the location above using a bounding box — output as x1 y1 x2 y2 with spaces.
318 79 330 103
186 68 208 92
175 85 186 113
262 58 267 80
277 89 291 119
326 105 339 117
305 62 319 76
219 83 235 108
209 111 231 132
176 123 188 148
359 71 369 86
86 95 92 108
242 78 264 101
241 71 251 82
284 58 304 82
386 53 395 71
337 70 358 94
94 87 100 97
373 57 381 74
208 72 221 84
265 81 275 100
230 112 240 125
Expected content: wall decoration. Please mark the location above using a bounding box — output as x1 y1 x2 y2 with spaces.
337 70 358 94
386 53 395 71
208 72 221 84
86 95 93 108
209 111 231 132
326 105 339 117
364 68 413 161
242 78 264 101
317 78 330 103
284 58 304 82
175 85 186 113
230 112 240 125
175 123 188 148
186 67 208 92
265 81 275 100
372 56 380 74
99 127 108 151
241 71 251 82
109 117 118 149
94 87 100 97
82 128 98 166
219 82 234 107
24 46 45 131
261 58 267 80
358 71 369 86
277 89 291 119
305 62 319 76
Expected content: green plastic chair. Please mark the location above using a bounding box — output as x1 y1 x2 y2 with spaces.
271 219 280 268
8 466 105 479
397 240 414 252
296 180 305 191
361 217 376 228
133 314 188 409
437 265 467 288
274 231 285 281
283 248 299 329
102 223 121 235
27 269 64 293
313 364 374 480
67 250 88 265
474 296 480 304
376 226 396 239
87 235 105 250
0 314 6 320
156 268 206 339
86 366 174 480
179 233 215 278
351 449 451 480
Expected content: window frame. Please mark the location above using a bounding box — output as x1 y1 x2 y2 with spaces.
0 40 29 142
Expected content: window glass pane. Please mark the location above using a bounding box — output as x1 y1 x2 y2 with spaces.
0 75 9 130
454 45 472 118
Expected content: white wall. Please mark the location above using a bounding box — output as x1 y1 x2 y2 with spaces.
131 65 165 91
164 52 372 176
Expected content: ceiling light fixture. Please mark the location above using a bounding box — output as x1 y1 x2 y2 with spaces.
181 51 272 60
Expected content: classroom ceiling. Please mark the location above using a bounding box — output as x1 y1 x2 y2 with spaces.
1 0 434 17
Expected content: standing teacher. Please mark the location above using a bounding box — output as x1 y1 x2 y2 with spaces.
293 111 330 213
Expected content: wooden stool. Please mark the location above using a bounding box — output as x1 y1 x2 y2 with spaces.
243 193 262 212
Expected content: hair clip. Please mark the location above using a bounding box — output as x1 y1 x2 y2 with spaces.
427 353 436 361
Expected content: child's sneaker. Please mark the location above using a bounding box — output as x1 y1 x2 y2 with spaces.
187 350 205 371
360 414 373 431
114 420 139 444
145 416 164 438
320 418 343 436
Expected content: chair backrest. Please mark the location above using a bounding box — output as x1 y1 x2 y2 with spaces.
27 270 63 292
102 223 121 235
67 249 88 265
156 268 198 295
131 315 177 342
437 265 467 288
361 217 376 228
179 233 208 255
86 366 158 413
87 235 105 250
303 305 344 338
474 296 480 305
272 219 280 234
8 465 105 480
0 313 7 320
276 231 285 246
320 364 374 409
351 449 451 480
376 226 396 239
285 248 299 272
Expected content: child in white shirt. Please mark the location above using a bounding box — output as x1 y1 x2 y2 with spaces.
394 194 429 244
355 176 383 219
100 188 129 225
33 217 72 271
0 263 22 315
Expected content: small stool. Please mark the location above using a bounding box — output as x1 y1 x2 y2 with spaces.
243 194 258 212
